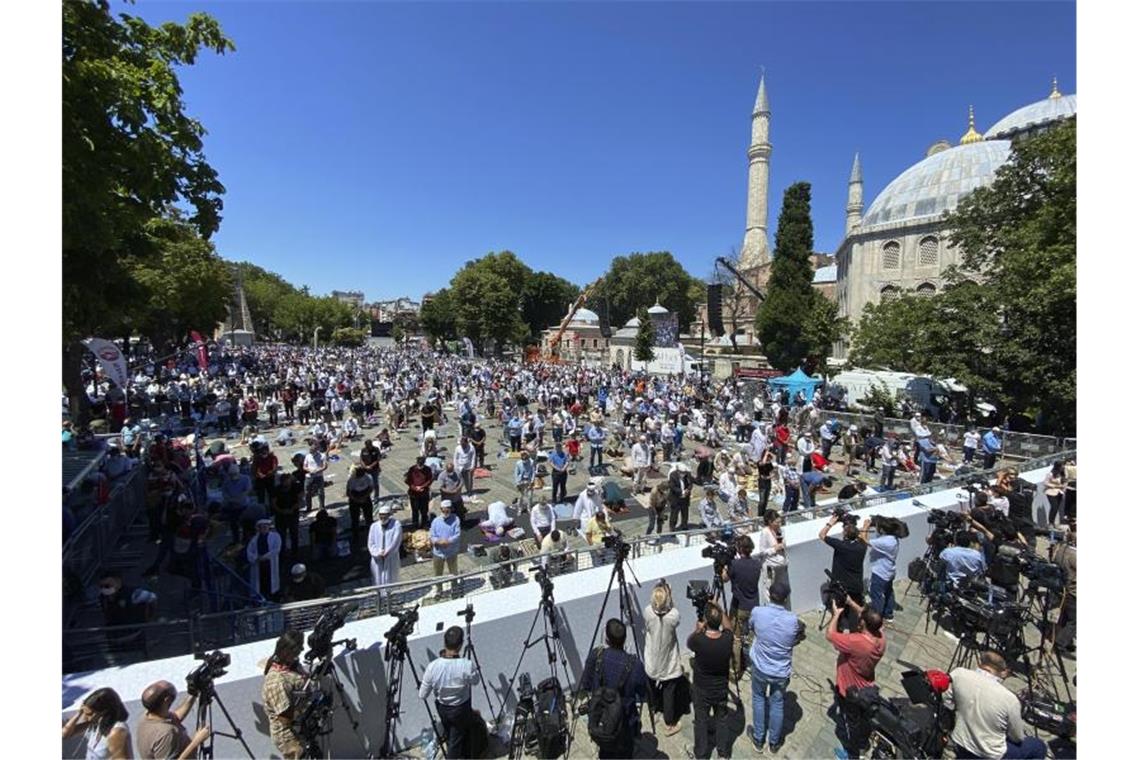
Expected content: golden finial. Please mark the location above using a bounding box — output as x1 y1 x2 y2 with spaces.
1049 76 1062 100
960 105 983 145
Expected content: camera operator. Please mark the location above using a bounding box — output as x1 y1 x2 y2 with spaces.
136 681 212 759
819 514 867 632
261 630 307 759
687 602 734 759
723 534 762 680
826 596 886 755
418 625 483 760
580 619 649 759
861 517 900 624
747 581 803 754
939 530 988 588
945 651 1047 759
1050 524 1076 655
643 582 686 736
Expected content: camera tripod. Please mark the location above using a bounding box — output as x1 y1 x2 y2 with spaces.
582 538 656 733
379 629 444 759
194 681 255 759
496 572 576 757
1019 586 1073 703
299 641 371 759
458 603 504 724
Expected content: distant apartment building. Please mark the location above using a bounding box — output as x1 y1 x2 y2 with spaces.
331 290 365 308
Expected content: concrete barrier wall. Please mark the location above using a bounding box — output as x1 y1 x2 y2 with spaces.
62 467 1052 758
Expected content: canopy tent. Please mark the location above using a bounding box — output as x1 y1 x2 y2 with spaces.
767 368 824 401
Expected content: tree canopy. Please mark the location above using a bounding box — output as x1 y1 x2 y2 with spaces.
634 309 655 362
596 252 703 329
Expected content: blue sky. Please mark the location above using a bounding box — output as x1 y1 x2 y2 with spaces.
124 1 1075 301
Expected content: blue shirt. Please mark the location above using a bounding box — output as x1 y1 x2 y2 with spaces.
868 535 900 580
749 604 800 679
549 450 568 470
507 418 522 436
430 514 461 559
982 431 1002 454
514 458 535 486
587 426 606 445
940 546 987 585
801 470 826 487
579 647 648 734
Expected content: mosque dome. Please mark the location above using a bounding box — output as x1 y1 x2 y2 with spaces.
569 306 599 324
984 89 1076 140
647 302 669 315
623 316 640 327
861 140 1011 229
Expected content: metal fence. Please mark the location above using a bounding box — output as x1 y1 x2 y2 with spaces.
63 448 1075 673
62 467 149 626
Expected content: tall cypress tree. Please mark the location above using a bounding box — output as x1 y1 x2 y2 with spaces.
756 182 816 371
634 308 655 362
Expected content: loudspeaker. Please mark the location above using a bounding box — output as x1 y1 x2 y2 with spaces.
597 297 611 339
707 284 725 337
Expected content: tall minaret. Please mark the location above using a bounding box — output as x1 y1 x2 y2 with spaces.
845 152 863 236
740 74 771 269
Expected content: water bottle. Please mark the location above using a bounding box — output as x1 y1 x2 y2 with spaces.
419 728 437 759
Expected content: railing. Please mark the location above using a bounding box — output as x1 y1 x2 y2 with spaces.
63 449 1075 673
62 467 149 626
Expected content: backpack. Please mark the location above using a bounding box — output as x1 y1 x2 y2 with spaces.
533 677 568 758
587 648 633 747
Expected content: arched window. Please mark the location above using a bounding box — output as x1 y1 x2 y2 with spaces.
918 236 939 267
880 285 900 303
916 282 937 297
881 241 901 270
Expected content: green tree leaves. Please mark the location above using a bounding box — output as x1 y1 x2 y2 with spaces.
596 252 704 329
634 309 655 362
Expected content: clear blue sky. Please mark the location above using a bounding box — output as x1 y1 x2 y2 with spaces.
125 0 1075 301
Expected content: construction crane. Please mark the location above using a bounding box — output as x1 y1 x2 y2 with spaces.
546 277 604 362
715 257 765 302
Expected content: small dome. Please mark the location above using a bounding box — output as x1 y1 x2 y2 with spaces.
569 307 599 324
862 140 1011 229
985 93 1076 139
647 302 669 315
623 316 640 327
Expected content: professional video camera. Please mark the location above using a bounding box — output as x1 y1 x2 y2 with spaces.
846 669 955 759
530 565 555 601
602 530 630 557
186 650 231 697
870 514 910 539
833 506 859 527
700 536 736 573
820 569 848 610
687 580 714 620
383 605 420 653
306 603 359 661
926 509 967 531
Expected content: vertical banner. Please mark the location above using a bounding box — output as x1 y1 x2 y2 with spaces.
83 338 129 389
462 337 475 359
189 330 208 371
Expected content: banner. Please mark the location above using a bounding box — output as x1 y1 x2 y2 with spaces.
83 338 129 389
189 330 208 371
462 337 474 359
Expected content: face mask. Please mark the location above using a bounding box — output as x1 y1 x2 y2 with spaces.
100 586 117 596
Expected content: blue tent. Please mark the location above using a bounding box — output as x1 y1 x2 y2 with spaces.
767 368 823 401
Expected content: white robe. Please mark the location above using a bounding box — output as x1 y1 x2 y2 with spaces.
368 519 403 587
573 491 603 533
246 531 282 596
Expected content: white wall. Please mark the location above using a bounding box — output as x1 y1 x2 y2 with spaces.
62 467 1053 758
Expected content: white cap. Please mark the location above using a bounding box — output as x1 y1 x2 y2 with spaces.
291 563 306 577
377 504 392 515
441 499 453 509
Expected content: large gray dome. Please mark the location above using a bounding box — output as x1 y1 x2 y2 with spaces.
984 94 1076 139
862 141 1011 229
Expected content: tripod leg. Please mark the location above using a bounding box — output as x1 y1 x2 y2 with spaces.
495 604 545 726
202 691 256 759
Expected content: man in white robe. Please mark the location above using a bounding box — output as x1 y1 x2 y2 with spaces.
367 504 403 587
572 480 604 535
246 518 282 598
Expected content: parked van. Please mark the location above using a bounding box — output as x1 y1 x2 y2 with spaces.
829 369 954 419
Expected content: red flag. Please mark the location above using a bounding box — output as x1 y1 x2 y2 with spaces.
190 331 208 371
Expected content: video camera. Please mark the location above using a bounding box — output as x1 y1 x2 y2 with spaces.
602 530 630 557
306 603 359 662
186 650 230 697
687 580 713 620
700 536 736 573
529 564 555 600
926 509 968 530
820 569 848 610
383 605 420 654
832 506 859 527
869 514 909 539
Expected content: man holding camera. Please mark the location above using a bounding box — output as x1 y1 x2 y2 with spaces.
819 513 868 632
826 595 886 754
136 681 211 759
419 626 483 760
945 651 1047 759
940 530 988 587
686 602 735 759
724 534 763 681
861 517 900 624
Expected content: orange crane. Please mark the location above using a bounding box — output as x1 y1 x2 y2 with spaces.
546 277 604 362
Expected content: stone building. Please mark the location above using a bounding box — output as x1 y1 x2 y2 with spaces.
541 305 609 365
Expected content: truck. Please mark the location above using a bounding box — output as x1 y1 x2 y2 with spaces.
828 368 955 420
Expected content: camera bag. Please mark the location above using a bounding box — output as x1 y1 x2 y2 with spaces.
586 648 633 747
907 557 926 583
534 677 568 758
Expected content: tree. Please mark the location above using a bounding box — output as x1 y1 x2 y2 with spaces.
420 289 458 344
755 182 817 371
945 120 1076 433
451 261 528 354
331 327 367 347
634 309 655 362
597 252 703 328
521 271 580 339
62 0 234 423
800 292 848 377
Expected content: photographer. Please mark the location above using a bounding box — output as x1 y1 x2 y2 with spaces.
1050 525 1076 655
939 530 988 588
748 581 803 754
723 534 762 680
819 514 867 632
643 582 686 737
580 619 649 759
136 681 212 759
826 596 886 755
418 626 482 760
945 651 1047 759
686 603 734 759
261 630 307 759
861 517 900 624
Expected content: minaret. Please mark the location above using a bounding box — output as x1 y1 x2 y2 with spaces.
845 152 863 236
741 74 771 269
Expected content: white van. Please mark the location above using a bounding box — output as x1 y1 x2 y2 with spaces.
829 369 953 419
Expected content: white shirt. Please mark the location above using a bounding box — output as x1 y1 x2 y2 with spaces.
963 431 980 450
304 451 326 477
631 443 651 468
530 502 555 532
573 491 602 531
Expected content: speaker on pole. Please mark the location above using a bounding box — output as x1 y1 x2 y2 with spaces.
597 297 612 338
707 284 725 337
